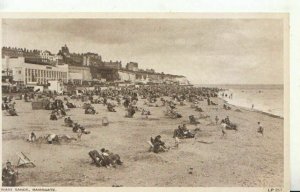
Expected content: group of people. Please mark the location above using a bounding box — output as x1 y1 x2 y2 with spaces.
220 116 237 131
2 96 18 116
89 148 123 168
3 84 269 186
64 117 91 134
173 124 195 139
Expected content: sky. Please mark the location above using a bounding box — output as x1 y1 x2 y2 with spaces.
2 19 284 84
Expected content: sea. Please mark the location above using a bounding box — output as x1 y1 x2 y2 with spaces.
196 84 284 118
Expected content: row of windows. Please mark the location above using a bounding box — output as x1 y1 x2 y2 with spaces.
24 68 67 79
24 68 67 84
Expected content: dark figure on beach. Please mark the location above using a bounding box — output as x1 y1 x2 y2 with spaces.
257 122 264 136
224 116 229 124
50 112 58 120
103 98 107 106
207 98 211 105
126 105 136 118
85 106 96 114
66 101 76 108
173 124 195 139
89 150 104 167
195 106 203 112
7 108 18 116
101 148 123 166
189 115 199 125
27 131 37 142
89 149 123 168
215 116 219 124
152 135 168 153
2 103 9 110
223 104 231 110
64 117 74 127
72 123 90 134
60 109 66 116
222 117 237 131
46 134 59 144
2 161 17 186
123 99 130 108
221 127 226 137
107 103 116 112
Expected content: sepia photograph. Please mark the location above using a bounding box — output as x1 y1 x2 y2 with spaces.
1 14 289 189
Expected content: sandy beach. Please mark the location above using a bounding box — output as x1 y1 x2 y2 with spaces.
2 96 283 187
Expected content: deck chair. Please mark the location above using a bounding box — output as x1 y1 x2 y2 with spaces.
16 152 36 168
88 150 102 167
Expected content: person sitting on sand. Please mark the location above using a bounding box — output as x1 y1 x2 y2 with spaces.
107 103 116 112
125 105 136 118
257 122 264 136
50 111 58 120
224 116 230 125
72 123 90 134
7 107 18 116
85 106 96 114
27 131 37 142
66 101 76 108
195 106 203 112
152 135 168 153
223 104 231 110
64 117 74 127
173 124 195 139
46 134 59 144
100 148 123 167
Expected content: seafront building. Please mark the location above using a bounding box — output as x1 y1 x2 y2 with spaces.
1 45 190 92
2 56 68 85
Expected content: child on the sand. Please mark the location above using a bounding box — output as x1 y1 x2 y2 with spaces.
257 122 264 136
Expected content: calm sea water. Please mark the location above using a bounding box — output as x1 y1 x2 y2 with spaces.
197 84 284 117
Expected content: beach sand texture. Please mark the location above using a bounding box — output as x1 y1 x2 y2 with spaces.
2 96 283 187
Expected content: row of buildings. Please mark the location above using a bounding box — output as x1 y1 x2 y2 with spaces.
2 45 190 91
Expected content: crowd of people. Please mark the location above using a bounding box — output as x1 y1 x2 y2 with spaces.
2 84 266 186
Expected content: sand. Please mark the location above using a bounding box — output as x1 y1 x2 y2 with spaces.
2 96 283 187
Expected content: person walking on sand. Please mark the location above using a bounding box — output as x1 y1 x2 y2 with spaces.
220 120 227 137
252 104 254 110
257 122 264 136
215 116 219 125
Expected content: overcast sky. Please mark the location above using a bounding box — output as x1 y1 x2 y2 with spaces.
2 19 284 84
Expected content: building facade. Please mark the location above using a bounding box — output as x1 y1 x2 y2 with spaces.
126 62 138 71
118 70 136 82
2 56 68 86
102 60 122 69
68 65 92 84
